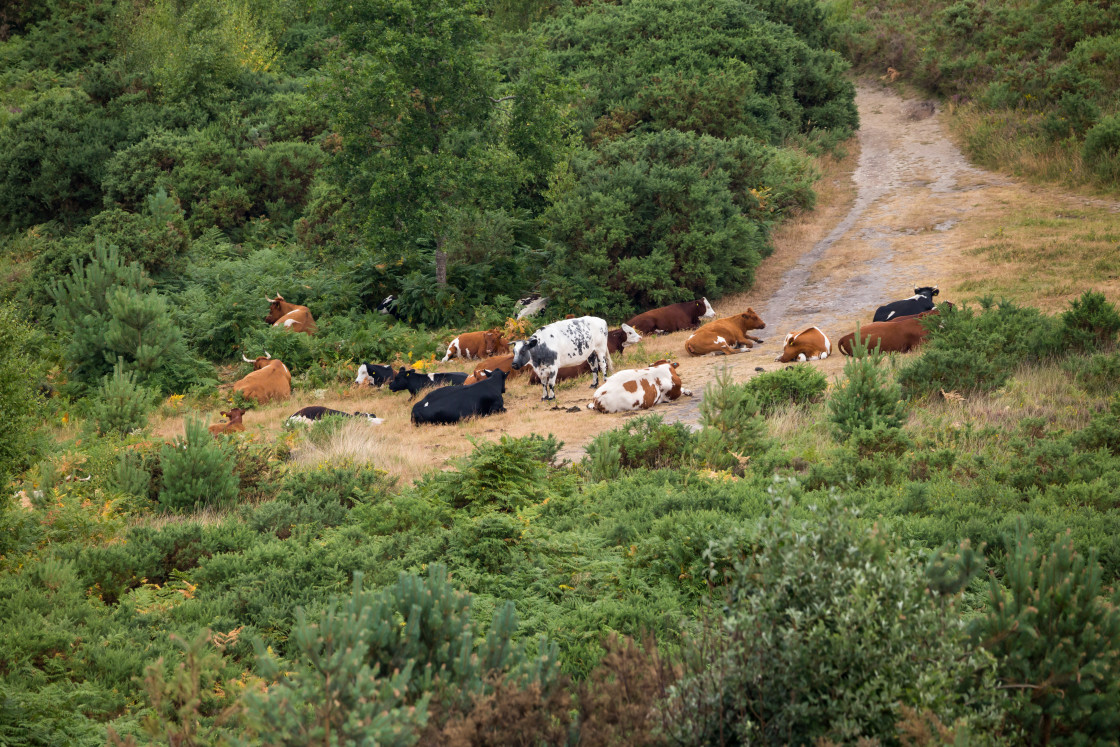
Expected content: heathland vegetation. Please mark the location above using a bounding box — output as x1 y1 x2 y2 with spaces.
2 0 1120 744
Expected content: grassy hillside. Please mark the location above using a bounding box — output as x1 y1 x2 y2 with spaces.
2 1 1120 744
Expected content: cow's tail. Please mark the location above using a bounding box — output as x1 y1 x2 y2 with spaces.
838 335 853 357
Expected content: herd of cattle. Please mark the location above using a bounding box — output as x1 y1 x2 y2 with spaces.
212 287 947 432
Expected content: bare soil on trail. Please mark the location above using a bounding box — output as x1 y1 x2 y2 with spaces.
153 81 1120 478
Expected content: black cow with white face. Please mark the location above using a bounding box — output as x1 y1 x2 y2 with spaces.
354 363 394 387
411 369 507 425
388 367 469 398
873 286 940 322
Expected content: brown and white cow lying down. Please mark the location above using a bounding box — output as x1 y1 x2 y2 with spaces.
442 329 509 362
627 298 716 335
587 360 692 413
264 295 316 333
684 309 766 356
837 311 938 356
463 354 526 385
234 353 291 403
776 326 832 362
528 325 642 385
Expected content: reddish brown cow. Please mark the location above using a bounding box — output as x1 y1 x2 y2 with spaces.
837 314 936 356
442 329 509 362
463 354 525 385
776 326 832 363
528 326 641 385
627 298 716 335
233 353 292 403
684 309 767 356
209 408 247 437
264 295 316 334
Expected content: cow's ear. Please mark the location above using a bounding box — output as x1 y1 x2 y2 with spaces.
528 339 538 348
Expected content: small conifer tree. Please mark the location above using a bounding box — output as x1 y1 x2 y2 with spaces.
697 367 769 470
973 524 1120 742
159 417 239 513
828 327 908 450
93 361 152 436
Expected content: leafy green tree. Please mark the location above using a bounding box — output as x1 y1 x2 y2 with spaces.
828 327 909 453
696 368 770 471
543 129 815 316
93 362 153 436
974 524 1120 744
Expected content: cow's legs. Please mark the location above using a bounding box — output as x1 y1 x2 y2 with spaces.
547 370 558 400
540 375 550 401
587 353 601 387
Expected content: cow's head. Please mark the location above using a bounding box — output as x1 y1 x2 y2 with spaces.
510 339 536 370
620 323 642 346
651 359 679 369
914 286 939 297
264 295 291 324
242 352 273 370
387 367 414 392
739 308 766 330
699 298 716 319
221 407 248 421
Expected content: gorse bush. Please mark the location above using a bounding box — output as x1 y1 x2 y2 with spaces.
1060 290 1120 353
92 362 152 436
673 489 1005 744
158 418 239 513
697 368 769 471
585 415 697 473
0 304 43 489
743 363 828 415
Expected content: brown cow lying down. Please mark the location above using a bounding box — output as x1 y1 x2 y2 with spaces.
776 326 832 362
837 311 938 356
627 298 716 335
527 325 642 385
264 295 316 333
209 407 247 437
587 360 692 413
685 309 766 356
463 354 525 385
442 329 509 362
234 353 292 403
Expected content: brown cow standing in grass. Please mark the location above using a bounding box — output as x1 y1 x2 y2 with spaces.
685 309 766 355
775 326 832 362
233 353 291 403
442 329 509 362
837 312 937 356
264 295 316 333
627 298 716 335
209 408 247 437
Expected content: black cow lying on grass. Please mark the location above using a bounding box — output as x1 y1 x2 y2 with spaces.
411 369 507 425
388 368 469 398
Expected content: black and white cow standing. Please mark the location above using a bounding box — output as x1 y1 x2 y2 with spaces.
354 362 395 387
511 316 611 401
873 286 940 322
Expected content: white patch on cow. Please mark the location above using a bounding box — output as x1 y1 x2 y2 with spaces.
621 323 642 345
427 373 435 381
423 402 429 407
442 338 460 363
287 415 314 425
886 311 897 320
681 388 693 396
283 318 298 328
365 416 385 425
701 298 716 319
820 351 829 359
354 364 370 385
784 332 794 345
797 352 806 361
587 361 686 413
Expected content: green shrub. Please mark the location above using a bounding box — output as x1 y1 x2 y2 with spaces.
251 461 394 536
109 450 153 499
1083 113 1120 182
828 330 908 450
1060 290 1120 352
973 523 1120 743
158 418 239 513
696 368 770 471
0 304 44 489
899 299 1062 397
671 492 1004 744
1072 396 1120 456
542 130 816 316
743 363 828 415
92 362 153 436
240 566 563 742
1069 351 1120 394
585 416 697 473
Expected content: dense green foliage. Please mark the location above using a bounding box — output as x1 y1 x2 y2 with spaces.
743 362 828 414
158 418 240 513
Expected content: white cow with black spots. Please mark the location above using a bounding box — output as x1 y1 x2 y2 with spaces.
511 316 611 400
